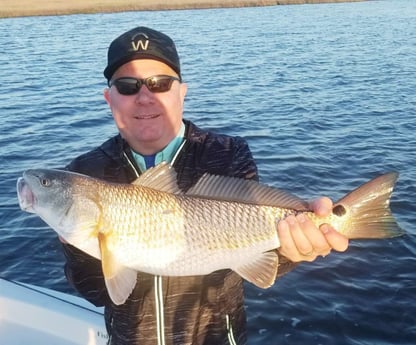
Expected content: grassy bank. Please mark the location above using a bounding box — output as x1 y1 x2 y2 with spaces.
1 0 366 19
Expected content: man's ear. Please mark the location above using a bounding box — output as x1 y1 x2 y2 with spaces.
104 87 111 105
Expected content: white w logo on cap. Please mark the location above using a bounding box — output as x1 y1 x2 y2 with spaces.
131 33 149 51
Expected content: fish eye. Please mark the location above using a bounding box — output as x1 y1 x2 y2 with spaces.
40 178 51 187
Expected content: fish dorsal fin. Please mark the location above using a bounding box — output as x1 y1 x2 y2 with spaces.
132 162 182 194
234 251 279 289
186 173 309 210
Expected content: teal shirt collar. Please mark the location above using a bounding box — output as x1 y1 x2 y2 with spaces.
131 122 186 172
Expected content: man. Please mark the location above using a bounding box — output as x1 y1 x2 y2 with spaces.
61 26 348 345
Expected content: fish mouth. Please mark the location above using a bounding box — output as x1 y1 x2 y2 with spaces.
16 177 35 213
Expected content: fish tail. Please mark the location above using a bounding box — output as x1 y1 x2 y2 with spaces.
334 172 404 239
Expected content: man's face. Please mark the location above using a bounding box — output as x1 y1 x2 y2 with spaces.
104 59 187 155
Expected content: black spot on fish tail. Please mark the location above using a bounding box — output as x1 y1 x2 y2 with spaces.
333 204 347 217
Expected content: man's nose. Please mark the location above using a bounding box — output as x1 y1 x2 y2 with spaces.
135 84 155 104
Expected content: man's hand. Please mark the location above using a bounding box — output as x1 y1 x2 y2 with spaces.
277 197 349 262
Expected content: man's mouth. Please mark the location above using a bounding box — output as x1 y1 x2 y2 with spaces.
134 113 160 120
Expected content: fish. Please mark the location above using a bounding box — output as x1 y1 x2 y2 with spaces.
16 163 403 305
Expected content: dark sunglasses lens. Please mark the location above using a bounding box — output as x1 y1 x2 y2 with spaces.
113 79 140 95
146 77 174 92
111 76 177 95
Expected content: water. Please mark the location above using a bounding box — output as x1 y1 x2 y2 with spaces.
1 0 415 343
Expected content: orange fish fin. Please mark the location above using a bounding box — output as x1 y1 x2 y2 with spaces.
98 233 137 305
234 251 279 289
186 174 309 210
131 162 182 194
334 172 404 239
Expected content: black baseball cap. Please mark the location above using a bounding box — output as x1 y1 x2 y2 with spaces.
104 26 181 81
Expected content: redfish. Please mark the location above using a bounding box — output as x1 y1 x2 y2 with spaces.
17 163 403 305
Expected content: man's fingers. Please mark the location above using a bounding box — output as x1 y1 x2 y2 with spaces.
320 224 349 252
310 197 333 217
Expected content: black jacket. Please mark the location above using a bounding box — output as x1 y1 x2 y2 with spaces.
62 120 259 345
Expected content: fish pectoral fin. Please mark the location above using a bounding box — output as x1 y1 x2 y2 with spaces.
98 233 137 305
234 251 279 289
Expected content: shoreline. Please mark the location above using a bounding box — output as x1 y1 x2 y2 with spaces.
1 0 367 19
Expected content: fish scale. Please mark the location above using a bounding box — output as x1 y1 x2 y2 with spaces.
100 187 278 268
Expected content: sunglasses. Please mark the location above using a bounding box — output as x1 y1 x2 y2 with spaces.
109 75 181 95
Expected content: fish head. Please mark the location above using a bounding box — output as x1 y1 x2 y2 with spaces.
17 169 101 248
17 169 73 214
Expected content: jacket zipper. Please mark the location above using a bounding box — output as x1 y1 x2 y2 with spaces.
155 276 166 345
122 139 187 345
123 151 141 177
